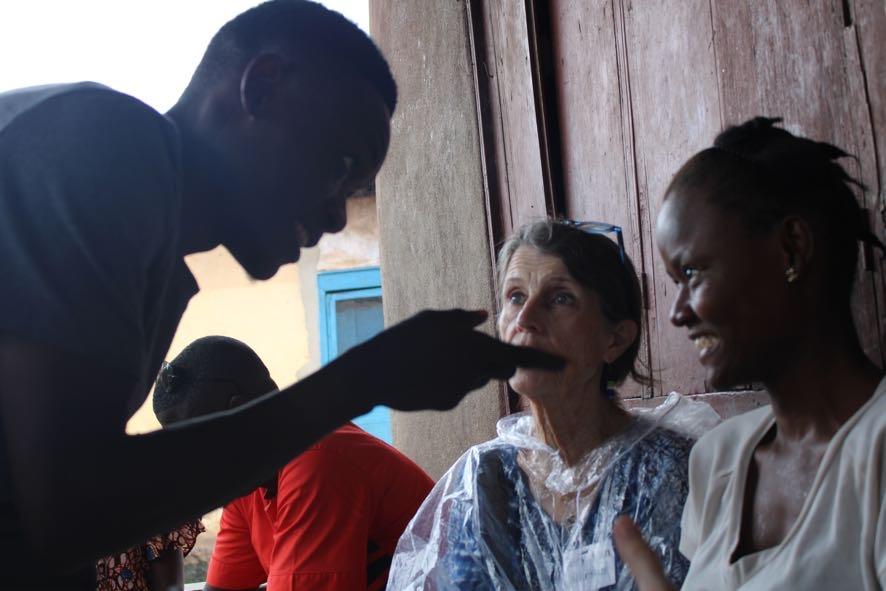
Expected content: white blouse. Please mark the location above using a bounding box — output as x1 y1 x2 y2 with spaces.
680 378 886 590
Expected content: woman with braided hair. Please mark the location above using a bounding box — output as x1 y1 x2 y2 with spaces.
614 117 885 590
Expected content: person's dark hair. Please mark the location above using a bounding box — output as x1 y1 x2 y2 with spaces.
666 116 883 304
153 336 277 422
496 219 650 394
184 0 397 113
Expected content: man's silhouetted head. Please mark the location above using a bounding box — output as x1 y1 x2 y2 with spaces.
153 336 278 426
170 0 394 280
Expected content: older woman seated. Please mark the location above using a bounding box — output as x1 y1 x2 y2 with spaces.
387 220 703 590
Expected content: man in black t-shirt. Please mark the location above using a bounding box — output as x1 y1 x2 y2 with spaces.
0 1 560 587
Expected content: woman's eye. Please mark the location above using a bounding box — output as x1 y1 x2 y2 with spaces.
507 292 526 305
552 292 575 305
682 265 699 280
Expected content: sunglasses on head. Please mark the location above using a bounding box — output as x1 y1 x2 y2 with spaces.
560 220 626 264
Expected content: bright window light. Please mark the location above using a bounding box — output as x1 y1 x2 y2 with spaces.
0 1 369 112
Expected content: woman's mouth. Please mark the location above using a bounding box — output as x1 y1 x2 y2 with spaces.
691 335 721 361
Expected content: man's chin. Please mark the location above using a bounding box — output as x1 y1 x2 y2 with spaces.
240 253 295 281
246 266 279 281
223 238 302 280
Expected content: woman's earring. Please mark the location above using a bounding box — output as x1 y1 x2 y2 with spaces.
785 267 799 283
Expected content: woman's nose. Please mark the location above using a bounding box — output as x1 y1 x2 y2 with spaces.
515 297 543 333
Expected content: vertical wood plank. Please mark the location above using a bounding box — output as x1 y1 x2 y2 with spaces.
477 0 549 238
849 0 886 364
711 0 883 365
621 0 724 394
549 0 652 397
370 0 510 477
550 0 634 233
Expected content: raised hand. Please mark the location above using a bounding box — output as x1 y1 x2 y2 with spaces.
613 516 676 591
334 308 564 412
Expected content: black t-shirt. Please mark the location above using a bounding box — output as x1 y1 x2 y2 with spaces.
0 83 198 587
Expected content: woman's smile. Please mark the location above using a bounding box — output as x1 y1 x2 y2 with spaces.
691 334 721 362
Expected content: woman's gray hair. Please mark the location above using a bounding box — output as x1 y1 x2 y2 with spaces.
496 219 650 389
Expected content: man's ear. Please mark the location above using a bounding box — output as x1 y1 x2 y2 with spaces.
240 53 287 117
778 215 815 279
604 319 639 364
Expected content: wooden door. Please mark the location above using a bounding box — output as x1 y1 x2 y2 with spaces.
469 0 884 414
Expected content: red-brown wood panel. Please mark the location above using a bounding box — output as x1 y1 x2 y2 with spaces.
549 0 652 397
851 0 886 192
710 0 884 365
851 0 886 362
472 0 883 412
550 0 638 247
476 0 549 239
621 0 724 394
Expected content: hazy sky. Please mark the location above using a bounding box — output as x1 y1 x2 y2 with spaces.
0 0 369 111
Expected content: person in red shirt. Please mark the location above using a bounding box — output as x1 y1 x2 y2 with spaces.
153 336 435 591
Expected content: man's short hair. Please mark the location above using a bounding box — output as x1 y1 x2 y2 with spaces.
153 336 277 423
187 0 397 113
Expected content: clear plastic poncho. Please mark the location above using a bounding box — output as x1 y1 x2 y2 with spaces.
387 393 720 591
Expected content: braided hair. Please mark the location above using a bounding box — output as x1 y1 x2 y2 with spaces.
666 117 883 304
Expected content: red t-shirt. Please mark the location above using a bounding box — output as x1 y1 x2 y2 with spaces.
206 423 434 591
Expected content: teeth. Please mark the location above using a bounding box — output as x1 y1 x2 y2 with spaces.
692 336 719 351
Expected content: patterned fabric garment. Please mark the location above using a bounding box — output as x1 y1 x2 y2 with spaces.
437 425 693 590
95 520 204 591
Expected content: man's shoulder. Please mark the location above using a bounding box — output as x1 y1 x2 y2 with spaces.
0 82 107 129
0 81 182 232
280 424 432 485
316 423 409 460
224 487 264 515
0 81 180 198
0 82 170 138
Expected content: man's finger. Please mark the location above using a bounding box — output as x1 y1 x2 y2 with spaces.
484 361 517 381
613 516 674 591
473 339 562 379
450 334 512 384
444 308 489 328
505 343 564 371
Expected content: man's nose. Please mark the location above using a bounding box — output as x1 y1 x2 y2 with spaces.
324 202 347 234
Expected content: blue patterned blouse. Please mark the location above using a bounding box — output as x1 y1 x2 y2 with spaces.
433 422 693 590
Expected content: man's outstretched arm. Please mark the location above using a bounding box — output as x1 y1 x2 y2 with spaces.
0 309 561 571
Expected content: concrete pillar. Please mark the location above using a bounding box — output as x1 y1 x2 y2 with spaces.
369 1 506 479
